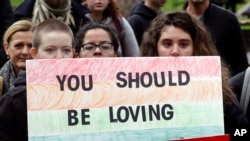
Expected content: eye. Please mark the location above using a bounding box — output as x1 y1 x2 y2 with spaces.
100 44 112 50
28 44 32 49
179 41 189 48
45 48 55 53
162 41 172 48
83 44 95 51
14 43 24 49
63 48 72 53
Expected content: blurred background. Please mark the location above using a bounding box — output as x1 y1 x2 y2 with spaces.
10 0 250 60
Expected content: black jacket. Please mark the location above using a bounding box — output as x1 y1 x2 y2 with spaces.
0 0 15 68
127 1 159 45
229 69 250 121
185 3 249 76
224 96 249 141
14 0 90 35
0 71 27 141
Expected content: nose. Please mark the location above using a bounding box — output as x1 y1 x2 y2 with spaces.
55 51 64 59
22 46 30 55
171 46 180 57
93 47 102 56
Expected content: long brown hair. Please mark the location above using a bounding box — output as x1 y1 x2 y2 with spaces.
140 11 217 56
140 11 235 108
103 0 120 18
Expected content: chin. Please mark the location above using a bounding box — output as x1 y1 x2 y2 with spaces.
16 64 26 69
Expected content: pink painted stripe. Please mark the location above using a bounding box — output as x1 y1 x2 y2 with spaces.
26 57 221 84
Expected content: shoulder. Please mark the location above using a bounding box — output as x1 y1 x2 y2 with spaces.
230 71 246 90
118 17 130 27
14 0 35 18
229 69 248 100
208 4 237 20
0 85 26 113
0 60 11 72
71 0 91 17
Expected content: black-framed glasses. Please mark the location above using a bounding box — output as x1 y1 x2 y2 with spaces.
81 42 114 53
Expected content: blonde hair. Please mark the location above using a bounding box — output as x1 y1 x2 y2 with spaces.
3 19 33 44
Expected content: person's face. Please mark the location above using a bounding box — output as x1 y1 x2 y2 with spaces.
79 28 117 58
4 31 32 73
157 26 193 56
31 31 74 59
86 0 110 13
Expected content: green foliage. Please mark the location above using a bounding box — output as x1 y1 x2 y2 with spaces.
10 0 23 9
162 0 186 12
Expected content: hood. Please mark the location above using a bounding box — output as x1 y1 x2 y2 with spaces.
129 2 158 19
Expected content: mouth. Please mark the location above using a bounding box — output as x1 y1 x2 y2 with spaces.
95 3 103 7
19 58 31 62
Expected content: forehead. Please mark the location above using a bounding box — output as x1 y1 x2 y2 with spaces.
84 28 111 40
40 30 71 39
11 31 32 39
160 25 192 39
40 31 73 45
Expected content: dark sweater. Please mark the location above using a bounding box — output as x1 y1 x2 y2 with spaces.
185 3 249 76
127 1 159 45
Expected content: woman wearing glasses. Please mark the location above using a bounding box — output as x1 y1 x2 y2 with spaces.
74 22 119 57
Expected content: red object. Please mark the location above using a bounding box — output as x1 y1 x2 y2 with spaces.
169 134 230 141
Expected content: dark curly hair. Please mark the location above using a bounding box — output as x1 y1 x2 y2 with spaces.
140 11 237 108
140 11 218 57
74 22 119 53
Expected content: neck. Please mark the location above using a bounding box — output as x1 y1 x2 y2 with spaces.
186 1 209 19
90 12 104 22
145 1 161 13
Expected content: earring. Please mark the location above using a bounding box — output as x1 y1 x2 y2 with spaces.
7 55 10 60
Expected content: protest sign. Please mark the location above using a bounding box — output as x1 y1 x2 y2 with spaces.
26 57 224 141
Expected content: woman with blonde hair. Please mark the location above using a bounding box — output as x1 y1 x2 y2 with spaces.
0 19 33 91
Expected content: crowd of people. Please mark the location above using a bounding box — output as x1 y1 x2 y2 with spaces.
0 0 249 141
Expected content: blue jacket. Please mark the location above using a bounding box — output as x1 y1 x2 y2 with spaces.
127 1 159 45
14 0 90 35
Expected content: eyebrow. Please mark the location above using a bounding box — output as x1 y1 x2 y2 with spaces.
179 39 191 42
83 41 112 45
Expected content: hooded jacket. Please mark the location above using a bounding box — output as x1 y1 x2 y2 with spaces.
128 1 160 45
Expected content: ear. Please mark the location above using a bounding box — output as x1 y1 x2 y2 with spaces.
3 42 9 56
30 48 38 59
